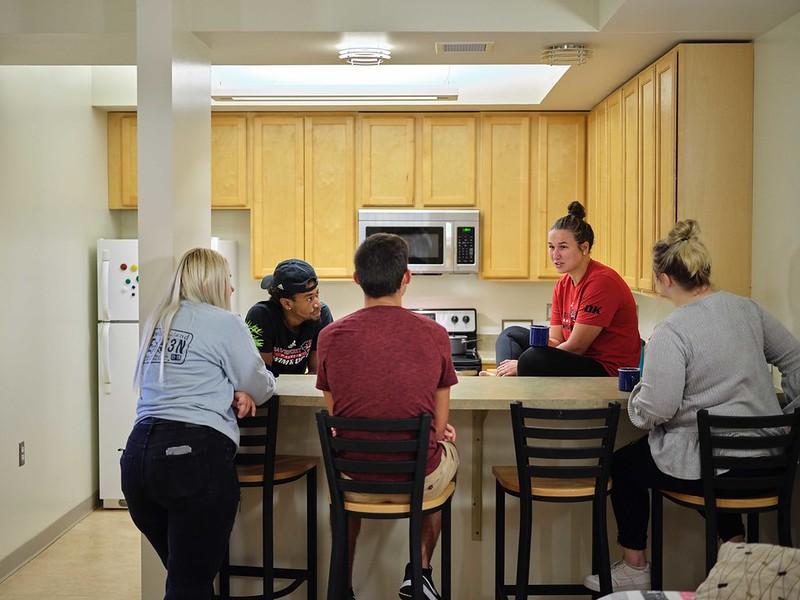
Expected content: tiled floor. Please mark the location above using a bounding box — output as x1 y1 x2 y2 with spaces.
0 510 140 600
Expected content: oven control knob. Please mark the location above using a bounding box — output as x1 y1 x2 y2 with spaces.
462 315 470 324
450 315 459 324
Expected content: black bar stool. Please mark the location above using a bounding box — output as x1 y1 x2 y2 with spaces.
218 395 318 599
316 410 455 600
493 401 620 600
651 408 800 589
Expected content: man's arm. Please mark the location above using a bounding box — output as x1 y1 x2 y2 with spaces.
433 387 450 441
259 351 273 367
557 323 602 355
323 390 334 414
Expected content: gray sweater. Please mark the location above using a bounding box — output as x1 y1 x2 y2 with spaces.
136 301 276 446
628 291 800 479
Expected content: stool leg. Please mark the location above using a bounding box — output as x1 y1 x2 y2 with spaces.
596 494 612 595
410 511 424 600
441 499 452 600
778 493 792 547
327 512 347 600
704 509 718 576
264 483 274 599
219 545 231 599
515 498 532 600
650 491 663 590
747 512 759 543
495 483 505 600
307 469 317 600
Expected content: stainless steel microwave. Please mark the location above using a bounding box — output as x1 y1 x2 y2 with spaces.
357 209 479 274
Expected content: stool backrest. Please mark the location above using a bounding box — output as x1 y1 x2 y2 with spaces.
510 401 620 500
235 395 279 484
316 411 431 514
697 408 800 504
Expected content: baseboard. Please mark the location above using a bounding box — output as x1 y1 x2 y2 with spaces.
0 493 99 584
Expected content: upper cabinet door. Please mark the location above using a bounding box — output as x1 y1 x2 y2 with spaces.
638 67 657 292
532 114 587 279
421 115 477 206
251 115 305 280
358 115 415 207
656 49 677 240
305 115 356 279
592 101 610 266
621 80 640 288
606 90 624 274
211 114 249 209
108 113 139 209
479 115 530 279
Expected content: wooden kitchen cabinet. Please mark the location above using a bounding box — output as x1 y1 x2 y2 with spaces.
589 43 753 296
421 115 477 206
304 115 356 279
251 115 305 280
358 115 415 207
589 100 610 265
531 113 586 279
107 112 250 210
478 114 531 279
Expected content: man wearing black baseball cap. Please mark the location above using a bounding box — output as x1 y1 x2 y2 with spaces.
245 259 333 375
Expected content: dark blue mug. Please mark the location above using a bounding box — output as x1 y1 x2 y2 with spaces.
618 367 641 392
529 324 550 348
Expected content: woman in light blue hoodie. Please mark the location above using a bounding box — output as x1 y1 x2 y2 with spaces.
121 247 276 600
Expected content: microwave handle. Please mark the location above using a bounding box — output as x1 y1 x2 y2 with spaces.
444 222 454 270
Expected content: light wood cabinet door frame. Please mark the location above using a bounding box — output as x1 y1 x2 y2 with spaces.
606 90 624 274
479 114 531 279
592 100 610 265
305 115 356 279
656 50 678 242
358 115 415 207
421 115 477 206
621 80 640 288
532 113 587 280
638 67 657 292
251 115 305 280
108 113 139 209
211 113 249 209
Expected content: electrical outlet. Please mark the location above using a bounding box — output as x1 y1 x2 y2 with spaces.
18 441 25 467
546 303 552 321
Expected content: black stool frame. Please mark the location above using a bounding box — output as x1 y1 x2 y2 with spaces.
316 410 452 600
651 408 800 589
219 395 317 600
496 401 620 600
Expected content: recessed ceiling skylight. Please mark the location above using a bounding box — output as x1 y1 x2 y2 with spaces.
211 64 569 107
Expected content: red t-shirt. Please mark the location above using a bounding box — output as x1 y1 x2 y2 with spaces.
316 305 458 480
549 260 640 376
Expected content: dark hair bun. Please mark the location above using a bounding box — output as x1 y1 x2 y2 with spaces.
567 201 586 220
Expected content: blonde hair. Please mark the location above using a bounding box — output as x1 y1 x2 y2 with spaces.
133 247 231 387
652 220 712 290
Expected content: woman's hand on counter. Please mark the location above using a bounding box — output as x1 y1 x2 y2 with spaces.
233 391 257 418
496 359 518 377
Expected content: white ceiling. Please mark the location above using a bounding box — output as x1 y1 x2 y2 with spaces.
2 0 799 109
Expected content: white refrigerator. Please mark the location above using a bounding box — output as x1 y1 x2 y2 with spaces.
97 238 238 508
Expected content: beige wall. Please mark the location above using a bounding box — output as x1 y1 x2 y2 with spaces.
0 67 119 576
753 10 800 335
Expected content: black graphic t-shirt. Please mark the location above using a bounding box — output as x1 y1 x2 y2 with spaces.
245 300 333 375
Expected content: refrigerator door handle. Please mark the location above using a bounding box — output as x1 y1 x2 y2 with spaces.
100 323 111 388
100 250 110 322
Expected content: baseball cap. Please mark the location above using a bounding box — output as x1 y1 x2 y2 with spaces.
260 259 318 294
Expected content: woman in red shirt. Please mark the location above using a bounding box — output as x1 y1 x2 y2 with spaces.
495 202 641 377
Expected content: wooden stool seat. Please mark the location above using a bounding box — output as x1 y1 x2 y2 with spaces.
660 489 778 510
493 466 612 498
236 455 318 484
343 482 456 514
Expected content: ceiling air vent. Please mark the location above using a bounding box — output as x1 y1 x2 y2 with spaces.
435 42 494 54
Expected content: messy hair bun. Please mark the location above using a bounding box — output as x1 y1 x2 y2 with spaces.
551 201 594 250
652 219 712 290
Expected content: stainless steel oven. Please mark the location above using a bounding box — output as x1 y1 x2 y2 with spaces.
357 209 479 274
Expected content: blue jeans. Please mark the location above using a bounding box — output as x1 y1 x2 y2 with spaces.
121 418 240 600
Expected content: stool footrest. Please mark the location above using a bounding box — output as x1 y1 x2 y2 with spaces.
226 565 309 580
500 583 590 596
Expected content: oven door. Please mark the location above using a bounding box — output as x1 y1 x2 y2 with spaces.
360 222 453 273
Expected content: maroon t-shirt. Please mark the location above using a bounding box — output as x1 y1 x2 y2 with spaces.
316 305 458 480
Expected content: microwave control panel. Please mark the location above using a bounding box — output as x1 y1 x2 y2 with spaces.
456 226 476 265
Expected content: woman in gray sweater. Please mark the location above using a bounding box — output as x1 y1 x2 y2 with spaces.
584 220 800 593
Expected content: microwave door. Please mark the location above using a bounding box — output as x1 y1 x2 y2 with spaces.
363 223 446 273
442 222 454 271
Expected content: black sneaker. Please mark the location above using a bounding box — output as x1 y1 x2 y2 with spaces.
398 562 441 600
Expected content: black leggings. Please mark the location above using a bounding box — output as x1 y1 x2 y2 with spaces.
495 326 608 377
611 436 745 550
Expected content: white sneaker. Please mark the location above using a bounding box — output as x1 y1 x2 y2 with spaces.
583 559 651 592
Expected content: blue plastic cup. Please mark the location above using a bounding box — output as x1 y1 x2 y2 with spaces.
529 324 550 348
618 367 641 392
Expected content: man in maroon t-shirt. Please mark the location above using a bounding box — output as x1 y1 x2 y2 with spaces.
316 233 459 600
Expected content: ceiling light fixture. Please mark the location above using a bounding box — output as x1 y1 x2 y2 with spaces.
541 43 591 66
338 47 391 66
